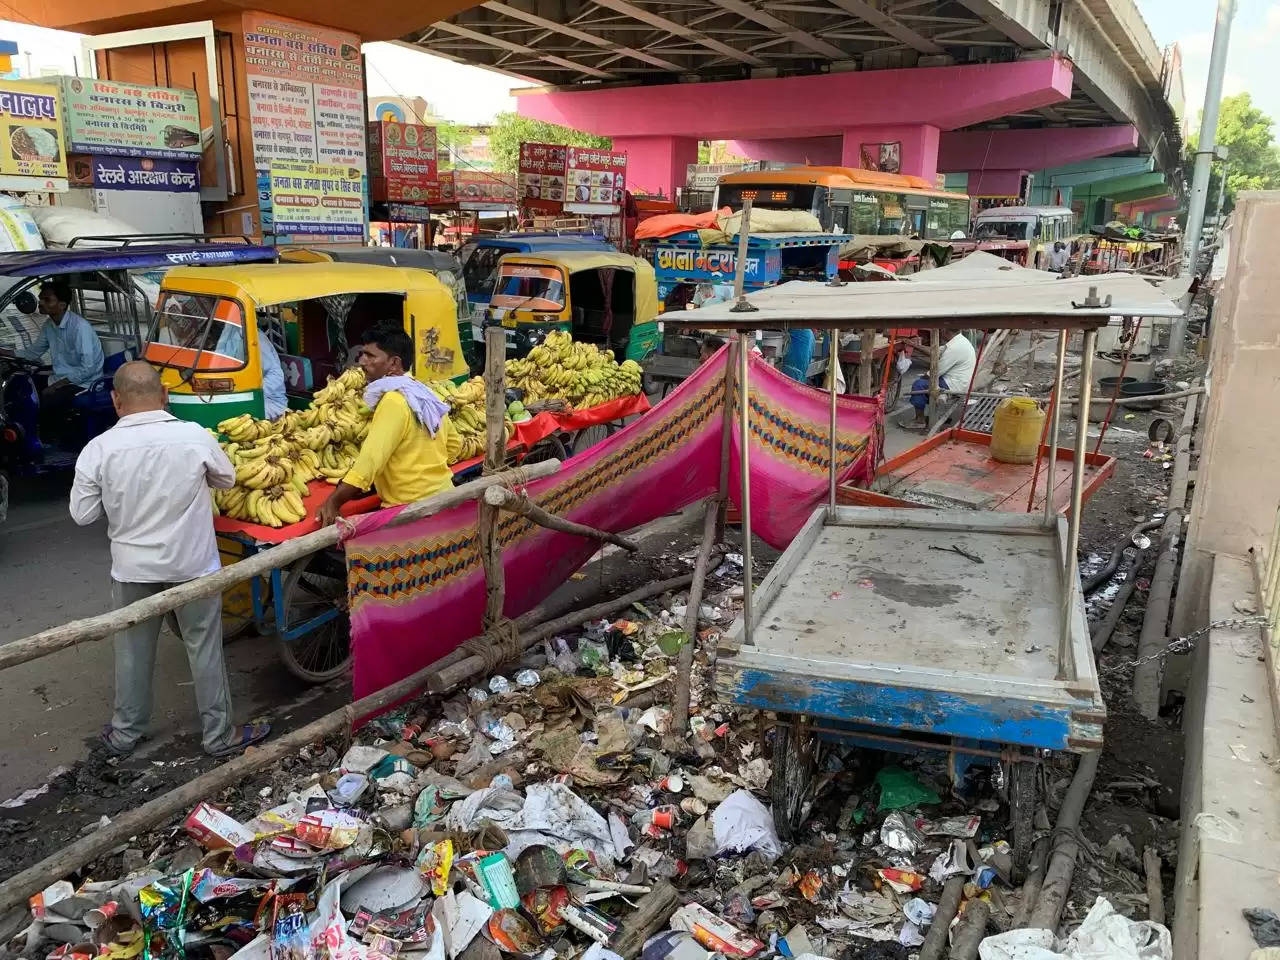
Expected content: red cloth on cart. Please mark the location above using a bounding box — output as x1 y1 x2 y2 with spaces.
212 394 651 544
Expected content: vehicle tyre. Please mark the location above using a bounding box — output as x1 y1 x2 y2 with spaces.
770 715 817 840
275 553 351 683
164 585 263 642
1008 756 1038 882
571 421 616 456
519 433 567 467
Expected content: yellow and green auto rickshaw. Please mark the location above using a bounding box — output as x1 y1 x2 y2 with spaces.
143 261 467 427
484 250 660 364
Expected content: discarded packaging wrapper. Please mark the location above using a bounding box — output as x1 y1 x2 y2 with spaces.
670 903 764 958
183 802 255 850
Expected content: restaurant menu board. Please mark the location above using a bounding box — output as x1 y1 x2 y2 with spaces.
58 77 200 160
517 141 625 212
242 13 366 173
0 81 67 188
368 121 439 204
266 161 364 237
441 170 517 210
517 142 567 212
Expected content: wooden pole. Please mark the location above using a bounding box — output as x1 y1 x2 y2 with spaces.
1027 751 1099 932
927 331 940 431
612 881 679 959
857 327 875 395
483 485 638 552
1144 846 1165 925
481 323 508 629
427 569 704 693
947 899 991 960
674 499 719 736
919 876 965 960
0 569 698 916
0 461 560 673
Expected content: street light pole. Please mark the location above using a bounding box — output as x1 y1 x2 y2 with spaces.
1175 0 1236 358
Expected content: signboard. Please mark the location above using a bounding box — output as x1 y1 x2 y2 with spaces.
383 202 434 223
368 121 439 203
243 13 365 172
441 170 516 210
267 161 364 237
655 243 779 288
70 155 199 192
0 80 67 189
685 162 755 191
516 142 625 213
58 77 200 160
517 141 567 212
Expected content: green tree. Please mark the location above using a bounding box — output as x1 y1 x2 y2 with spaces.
487 112 611 172
1184 92 1280 215
433 119 464 170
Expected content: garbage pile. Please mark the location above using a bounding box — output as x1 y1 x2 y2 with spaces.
8 563 1167 960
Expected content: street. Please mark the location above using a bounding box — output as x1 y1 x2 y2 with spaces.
0 473 347 801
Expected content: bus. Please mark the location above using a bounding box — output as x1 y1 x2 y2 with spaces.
713 166 971 243
972 205 1082 268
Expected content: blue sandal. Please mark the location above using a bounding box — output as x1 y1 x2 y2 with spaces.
208 722 271 759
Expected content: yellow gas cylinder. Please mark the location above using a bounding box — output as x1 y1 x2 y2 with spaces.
990 396 1045 464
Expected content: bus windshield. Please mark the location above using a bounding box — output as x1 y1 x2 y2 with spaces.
717 184 819 217
974 219 1032 241
144 292 248 372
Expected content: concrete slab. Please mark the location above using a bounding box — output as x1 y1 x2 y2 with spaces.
1172 554 1280 960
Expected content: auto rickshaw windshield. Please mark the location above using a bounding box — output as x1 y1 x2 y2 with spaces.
145 291 248 372
491 265 566 312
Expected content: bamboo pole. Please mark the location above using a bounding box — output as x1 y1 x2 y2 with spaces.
857 327 875 395
0 460 561 673
1027 751 1100 932
673 500 719 736
481 323 508 628
483 486 638 552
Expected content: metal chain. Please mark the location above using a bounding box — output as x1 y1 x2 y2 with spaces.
1100 615 1268 676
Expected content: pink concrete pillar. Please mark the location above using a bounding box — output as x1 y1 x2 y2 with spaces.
728 137 841 166
613 135 698 199
839 124 940 181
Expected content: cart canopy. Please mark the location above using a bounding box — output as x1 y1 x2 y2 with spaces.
673 270 1184 330
0 244 276 277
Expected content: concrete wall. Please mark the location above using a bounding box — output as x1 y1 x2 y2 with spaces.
1175 192 1280 634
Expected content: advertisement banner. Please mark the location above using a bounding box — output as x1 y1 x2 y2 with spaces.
0 80 67 187
368 121 438 203
242 13 365 172
654 243 778 288
267 160 364 237
59 77 200 160
441 170 516 209
70 155 199 192
566 146 626 208
517 141 567 212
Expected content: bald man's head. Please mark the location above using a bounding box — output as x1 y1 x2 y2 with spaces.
112 361 167 416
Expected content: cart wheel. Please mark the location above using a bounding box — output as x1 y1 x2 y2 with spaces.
770 715 817 840
164 586 262 643
275 554 351 683
1008 758 1038 882
517 433 567 467
571 421 616 455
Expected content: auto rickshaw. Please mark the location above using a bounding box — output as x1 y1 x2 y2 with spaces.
144 261 467 427
485 249 660 364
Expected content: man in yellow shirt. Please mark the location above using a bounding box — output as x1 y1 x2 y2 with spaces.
316 327 461 526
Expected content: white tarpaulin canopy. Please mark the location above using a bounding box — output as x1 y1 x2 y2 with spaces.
677 269 1184 330
903 249 1057 284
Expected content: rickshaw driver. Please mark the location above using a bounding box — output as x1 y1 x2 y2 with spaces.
315 326 462 526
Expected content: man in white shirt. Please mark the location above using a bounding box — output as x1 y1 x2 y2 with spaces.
70 362 270 758
910 331 977 424
1045 242 1070 273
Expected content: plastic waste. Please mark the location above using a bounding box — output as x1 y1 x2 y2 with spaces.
711 790 783 860
874 767 940 811
978 897 1170 960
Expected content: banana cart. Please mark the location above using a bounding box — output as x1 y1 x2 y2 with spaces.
671 267 1183 874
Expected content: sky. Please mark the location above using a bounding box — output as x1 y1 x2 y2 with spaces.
0 2 1275 130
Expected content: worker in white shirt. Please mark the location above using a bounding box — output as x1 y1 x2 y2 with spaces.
910 331 977 424
70 362 271 758
1045 241 1071 273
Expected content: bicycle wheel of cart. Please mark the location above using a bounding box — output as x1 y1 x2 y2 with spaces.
275 553 351 683
518 433 568 467
164 581 264 644
770 715 818 840
1007 756 1038 882
571 421 616 456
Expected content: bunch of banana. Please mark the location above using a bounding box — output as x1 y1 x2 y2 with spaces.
243 484 309 528
217 413 280 444
317 441 360 484
234 454 294 490
312 366 367 405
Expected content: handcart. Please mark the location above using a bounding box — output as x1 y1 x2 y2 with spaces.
673 258 1183 875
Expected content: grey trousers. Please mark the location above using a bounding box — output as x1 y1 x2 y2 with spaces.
109 580 234 753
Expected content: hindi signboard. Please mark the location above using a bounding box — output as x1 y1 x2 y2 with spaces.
266 160 364 237
368 121 439 203
0 80 67 189
517 141 567 213
58 77 201 160
441 169 517 209
70 155 199 191
517 141 626 213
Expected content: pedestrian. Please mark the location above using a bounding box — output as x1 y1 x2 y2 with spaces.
910 330 977 425
5 279 104 445
70 361 271 758
316 326 461 526
1045 241 1070 273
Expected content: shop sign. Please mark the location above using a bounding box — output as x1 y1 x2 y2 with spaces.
684 162 753 191
58 77 200 160
266 160 363 237
441 170 516 209
654 244 779 286
368 121 439 203
243 13 365 172
70 155 199 191
385 202 433 223
0 80 67 188
516 142 625 212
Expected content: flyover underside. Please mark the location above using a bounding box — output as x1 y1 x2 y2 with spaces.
406 0 1179 171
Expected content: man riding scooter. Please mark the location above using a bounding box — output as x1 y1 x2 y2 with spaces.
1 279 104 449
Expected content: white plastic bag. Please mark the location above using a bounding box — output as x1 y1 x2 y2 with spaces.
711 789 783 860
979 898 1170 960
